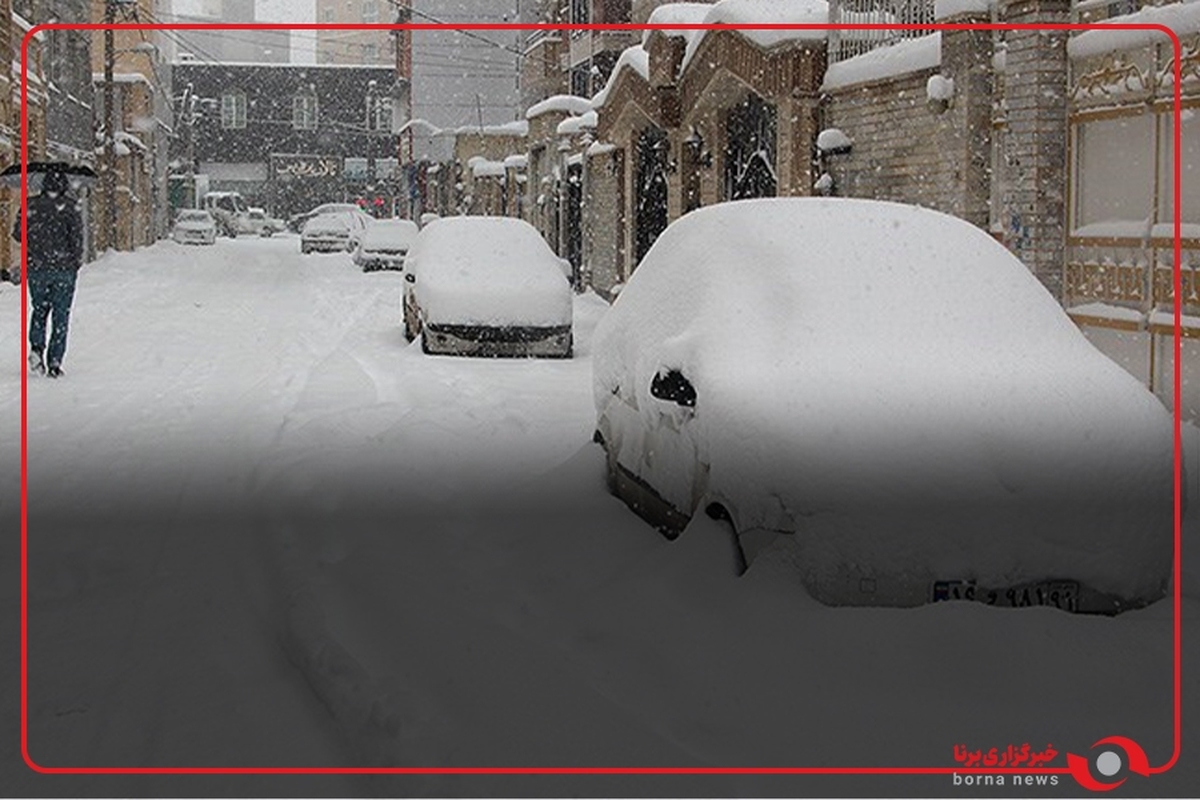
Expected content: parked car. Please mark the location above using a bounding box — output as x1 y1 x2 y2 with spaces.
403 217 573 358
300 211 369 254
245 207 285 237
201 191 248 238
172 209 217 245
354 218 419 271
592 197 1177 615
288 202 368 233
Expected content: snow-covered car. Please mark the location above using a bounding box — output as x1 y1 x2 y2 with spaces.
300 212 369 254
288 202 367 233
354 218 419 271
403 217 573 358
592 197 1177 615
244 207 284 237
172 209 217 245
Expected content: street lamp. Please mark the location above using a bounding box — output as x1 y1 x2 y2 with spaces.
174 83 216 207
366 79 378 191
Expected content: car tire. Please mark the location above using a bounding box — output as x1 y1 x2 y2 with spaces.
704 503 749 576
420 331 431 355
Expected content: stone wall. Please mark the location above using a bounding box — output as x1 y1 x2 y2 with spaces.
822 25 991 229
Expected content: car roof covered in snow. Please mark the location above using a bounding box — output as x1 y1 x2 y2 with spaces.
361 218 418 248
409 217 571 328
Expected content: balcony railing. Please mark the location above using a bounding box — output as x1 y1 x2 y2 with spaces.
1070 0 1167 24
827 0 937 64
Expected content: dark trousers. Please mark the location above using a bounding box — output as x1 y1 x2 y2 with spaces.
28 269 78 368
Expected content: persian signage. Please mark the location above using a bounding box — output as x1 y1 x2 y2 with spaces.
271 154 341 180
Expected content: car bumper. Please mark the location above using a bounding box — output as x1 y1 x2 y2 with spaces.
423 323 572 358
359 254 405 270
174 232 214 244
302 238 350 252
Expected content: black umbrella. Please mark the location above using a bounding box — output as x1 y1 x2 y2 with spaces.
0 161 98 192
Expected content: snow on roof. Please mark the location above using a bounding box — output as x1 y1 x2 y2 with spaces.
642 3 715 47
503 154 529 169
586 141 617 156
591 45 650 109
171 59 394 70
1068 1 1200 60
91 72 152 85
12 13 46 41
454 120 530 137
470 159 507 178
409 217 570 327
591 197 1175 601
398 118 447 137
526 94 594 119
682 0 829 71
821 33 941 91
933 0 992 19
557 110 598 136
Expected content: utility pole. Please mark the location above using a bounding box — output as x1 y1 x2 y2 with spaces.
103 0 116 251
366 78 377 209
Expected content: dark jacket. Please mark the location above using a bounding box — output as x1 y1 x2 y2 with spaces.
11 191 84 272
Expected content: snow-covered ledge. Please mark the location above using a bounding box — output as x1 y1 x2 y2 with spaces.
1067 301 1146 331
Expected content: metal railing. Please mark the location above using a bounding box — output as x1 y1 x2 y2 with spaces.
828 0 937 64
1070 0 1164 24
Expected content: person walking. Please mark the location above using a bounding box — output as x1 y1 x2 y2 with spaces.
13 169 85 378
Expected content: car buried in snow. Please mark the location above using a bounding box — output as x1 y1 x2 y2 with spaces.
403 216 573 358
288 202 369 233
591 197 1178 615
171 209 217 245
300 211 369 254
354 218 419 271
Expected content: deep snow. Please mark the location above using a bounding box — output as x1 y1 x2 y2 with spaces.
0 235 1195 796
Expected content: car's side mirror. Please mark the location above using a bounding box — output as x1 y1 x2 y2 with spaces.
650 369 696 408
405 272 416 284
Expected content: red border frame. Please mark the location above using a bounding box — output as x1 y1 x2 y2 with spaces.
14 17 1185 782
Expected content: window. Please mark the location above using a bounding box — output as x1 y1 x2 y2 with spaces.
570 65 589 98
372 96 392 131
220 92 246 129
362 0 378 22
571 0 590 25
293 94 318 130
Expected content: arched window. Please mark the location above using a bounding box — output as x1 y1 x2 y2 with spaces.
723 94 777 201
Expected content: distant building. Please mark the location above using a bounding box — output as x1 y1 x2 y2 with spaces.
166 0 290 64
314 0 392 66
170 61 399 219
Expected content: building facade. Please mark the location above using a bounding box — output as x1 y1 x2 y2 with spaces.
315 0 393 66
169 61 400 219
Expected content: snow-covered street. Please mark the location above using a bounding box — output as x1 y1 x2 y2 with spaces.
1 235 1196 796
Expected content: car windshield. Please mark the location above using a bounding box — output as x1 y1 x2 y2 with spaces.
363 220 417 248
177 211 210 223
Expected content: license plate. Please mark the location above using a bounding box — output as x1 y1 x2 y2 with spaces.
932 579 1080 612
